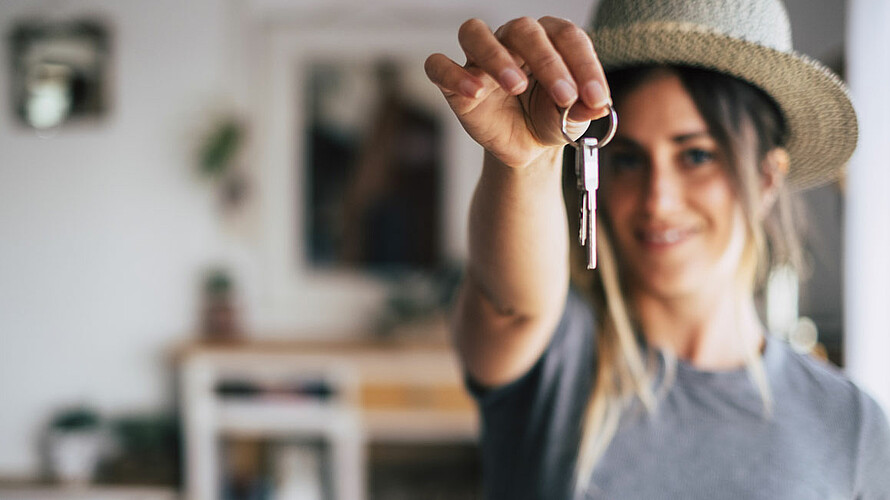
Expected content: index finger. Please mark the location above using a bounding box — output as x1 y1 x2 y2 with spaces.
538 17 611 114
458 18 529 95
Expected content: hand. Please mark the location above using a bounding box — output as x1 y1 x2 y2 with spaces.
425 16 612 169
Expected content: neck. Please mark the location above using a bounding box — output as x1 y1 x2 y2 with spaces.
633 284 765 370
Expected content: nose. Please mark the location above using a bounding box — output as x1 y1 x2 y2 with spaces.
642 155 683 216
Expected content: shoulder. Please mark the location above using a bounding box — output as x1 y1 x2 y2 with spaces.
770 340 890 495
771 339 865 412
767 339 886 442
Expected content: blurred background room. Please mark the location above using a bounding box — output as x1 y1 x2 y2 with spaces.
0 0 887 498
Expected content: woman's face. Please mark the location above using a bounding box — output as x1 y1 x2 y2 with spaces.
601 70 747 300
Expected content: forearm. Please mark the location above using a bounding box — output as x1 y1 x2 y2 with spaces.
466 148 570 320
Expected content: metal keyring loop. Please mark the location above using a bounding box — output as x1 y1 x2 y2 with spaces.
560 104 618 148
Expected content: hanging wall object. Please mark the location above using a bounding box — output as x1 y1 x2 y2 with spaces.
9 18 111 130
305 58 443 273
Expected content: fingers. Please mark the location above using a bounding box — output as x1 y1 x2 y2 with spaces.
495 17 579 108
458 18 529 95
425 53 485 99
455 17 611 118
537 17 611 114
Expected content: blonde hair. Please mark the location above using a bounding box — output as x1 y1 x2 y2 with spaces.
567 65 803 493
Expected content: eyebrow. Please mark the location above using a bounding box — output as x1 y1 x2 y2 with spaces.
672 131 711 143
608 131 712 148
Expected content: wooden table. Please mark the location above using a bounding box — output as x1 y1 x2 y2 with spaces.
0 484 176 500
176 337 477 500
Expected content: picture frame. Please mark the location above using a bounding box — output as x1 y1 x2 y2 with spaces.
8 17 111 130
249 10 481 335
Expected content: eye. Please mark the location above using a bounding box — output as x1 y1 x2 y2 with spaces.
605 151 644 173
682 148 716 166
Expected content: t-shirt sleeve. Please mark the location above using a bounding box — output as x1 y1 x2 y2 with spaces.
462 288 596 500
853 391 890 499
463 287 595 407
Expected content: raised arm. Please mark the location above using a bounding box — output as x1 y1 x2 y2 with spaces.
425 17 611 387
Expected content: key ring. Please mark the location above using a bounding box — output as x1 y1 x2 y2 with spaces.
560 104 618 148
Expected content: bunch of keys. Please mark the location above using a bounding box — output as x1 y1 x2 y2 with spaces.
560 105 618 269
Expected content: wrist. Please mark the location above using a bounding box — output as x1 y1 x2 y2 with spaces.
483 146 565 174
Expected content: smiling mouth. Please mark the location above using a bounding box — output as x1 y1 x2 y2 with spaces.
636 227 697 247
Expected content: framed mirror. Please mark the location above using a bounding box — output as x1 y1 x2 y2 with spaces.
9 18 111 130
251 13 480 333
304 58 443 273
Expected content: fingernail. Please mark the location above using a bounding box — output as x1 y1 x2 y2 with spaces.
551 79 578 107
459 79 482 98
583 81 610 108
498 69 526 93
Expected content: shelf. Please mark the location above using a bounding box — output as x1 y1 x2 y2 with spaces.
179 338 477 500
364 409 477 442
0 486 177 500
216 399 361 437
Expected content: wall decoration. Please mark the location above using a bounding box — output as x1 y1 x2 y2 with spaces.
9 18 111 130
304 58 443 273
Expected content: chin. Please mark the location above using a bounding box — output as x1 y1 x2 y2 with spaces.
625 259 711 300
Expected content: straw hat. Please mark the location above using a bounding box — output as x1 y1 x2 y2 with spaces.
588 0 857 190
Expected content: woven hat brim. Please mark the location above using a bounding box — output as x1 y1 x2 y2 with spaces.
591 22 858 191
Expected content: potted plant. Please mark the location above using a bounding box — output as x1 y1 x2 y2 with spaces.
202 267 241 341
44 404 105 485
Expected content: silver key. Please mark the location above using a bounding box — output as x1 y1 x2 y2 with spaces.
576 137 599 269
579 191 588 246
560 104 618 270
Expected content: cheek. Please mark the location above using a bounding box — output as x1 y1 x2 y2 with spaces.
694 176 739 245
602 188 637 238
602 179 640 220
699 177 734 207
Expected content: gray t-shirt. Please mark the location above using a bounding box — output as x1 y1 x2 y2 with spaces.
468 290 890 499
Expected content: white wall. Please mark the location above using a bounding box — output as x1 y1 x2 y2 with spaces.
0 0 596 478
845 0 890 413
0 0 851 478
0 0 233 476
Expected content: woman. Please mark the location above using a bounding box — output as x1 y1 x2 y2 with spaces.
425 0 890 498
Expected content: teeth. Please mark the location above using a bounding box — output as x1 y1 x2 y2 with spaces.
645 229 685 244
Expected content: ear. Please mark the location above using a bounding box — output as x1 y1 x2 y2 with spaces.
759 147 789 218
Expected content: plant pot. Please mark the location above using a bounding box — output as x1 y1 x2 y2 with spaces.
202 298 241 341
46 429 104 485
